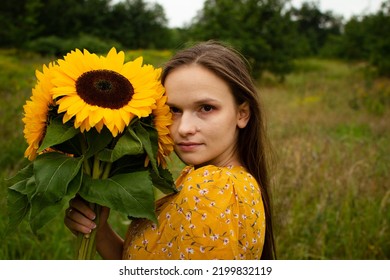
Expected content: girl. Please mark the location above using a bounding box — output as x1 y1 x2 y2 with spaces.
65 41 276 260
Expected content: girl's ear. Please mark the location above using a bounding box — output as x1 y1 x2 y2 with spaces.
237 102 250 128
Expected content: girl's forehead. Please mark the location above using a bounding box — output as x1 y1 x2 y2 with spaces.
165 65 233 102
165 64 225 86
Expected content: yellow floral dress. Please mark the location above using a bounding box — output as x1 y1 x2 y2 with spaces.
122 165 265 260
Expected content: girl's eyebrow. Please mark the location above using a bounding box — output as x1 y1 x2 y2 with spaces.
167 98 220 107
194 98 220 104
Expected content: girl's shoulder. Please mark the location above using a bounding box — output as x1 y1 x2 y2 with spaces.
175 165 259 191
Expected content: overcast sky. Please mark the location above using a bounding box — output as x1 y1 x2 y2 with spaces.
146 0 385 28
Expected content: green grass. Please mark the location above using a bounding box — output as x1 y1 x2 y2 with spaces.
0 53 388 259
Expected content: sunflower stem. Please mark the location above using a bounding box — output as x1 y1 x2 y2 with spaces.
77 156 100 260
83 158 92 176
77 202 101 259
79 134 92 176
101 162 112 179
92 155 101 178
77 155 105 260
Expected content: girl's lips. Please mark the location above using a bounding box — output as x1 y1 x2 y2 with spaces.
177 142 202 152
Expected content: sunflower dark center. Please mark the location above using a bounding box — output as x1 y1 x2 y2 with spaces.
75 70 134 109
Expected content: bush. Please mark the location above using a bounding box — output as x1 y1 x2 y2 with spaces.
24 34 123 56
24 36 65 56
67 35 123 54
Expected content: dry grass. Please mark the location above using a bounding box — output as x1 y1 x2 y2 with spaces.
262 59 390 259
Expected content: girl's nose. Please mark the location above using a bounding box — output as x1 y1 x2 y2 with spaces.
177 112 199 136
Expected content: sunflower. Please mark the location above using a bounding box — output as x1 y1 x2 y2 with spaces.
152 92 174 167
23 63 57 160
51 48 161 137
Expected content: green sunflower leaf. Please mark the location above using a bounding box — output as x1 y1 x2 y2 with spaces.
79 171 157 223
17 175 37 200
6 180 31 234
29 168 83 233
5 163 33 185
97 128 143 162
32 153 83 201
150 165 176 195
53 135 83 157
134 120 159 175
6 165 37 234
84 127 114 159
7 190 29 234
109 154 145 176
66 168 83 197
26 153 83 232
38 116 79 153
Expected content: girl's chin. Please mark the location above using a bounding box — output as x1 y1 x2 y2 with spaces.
177 155 208 167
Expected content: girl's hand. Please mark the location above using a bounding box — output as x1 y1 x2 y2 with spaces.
64 195 110 235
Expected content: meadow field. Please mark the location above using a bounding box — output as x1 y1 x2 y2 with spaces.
0 49 388 259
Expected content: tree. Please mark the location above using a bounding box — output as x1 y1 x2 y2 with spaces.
340 17 370 60
105 0 170 49
188 0 297 79
364 0 390 76
290 1 343 56
340 0 390 76
0 0 171 50
0 0 43 47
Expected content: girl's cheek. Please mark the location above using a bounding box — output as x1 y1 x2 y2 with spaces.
169 122 178 135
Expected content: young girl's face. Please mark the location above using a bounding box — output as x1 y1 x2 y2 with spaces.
165 64 250 168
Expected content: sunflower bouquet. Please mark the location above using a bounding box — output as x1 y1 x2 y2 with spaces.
7 48 176 259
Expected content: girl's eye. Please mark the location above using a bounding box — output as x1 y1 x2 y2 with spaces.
201 105 214 112
170 106 181 114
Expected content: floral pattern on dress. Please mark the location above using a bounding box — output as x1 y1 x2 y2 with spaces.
123 165 265 260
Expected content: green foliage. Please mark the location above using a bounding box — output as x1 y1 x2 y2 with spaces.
25 34 123 56
336 1 390 77
107 0 170 49
339 18 370 60
290 2 343 56
2 0 390 79
24 36 64 57
7 114 175 234
366 2 390 77
189 0 296 79
79 171 156 222
29 155 83 233
0 0 44 47
0 0 171 51
0 50 177 259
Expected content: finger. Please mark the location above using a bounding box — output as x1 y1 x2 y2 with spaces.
65 208 96 234
69 197 96 221
68 207 97 230
64 214 94 235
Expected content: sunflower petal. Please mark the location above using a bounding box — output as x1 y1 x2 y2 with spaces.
23 62 56 160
